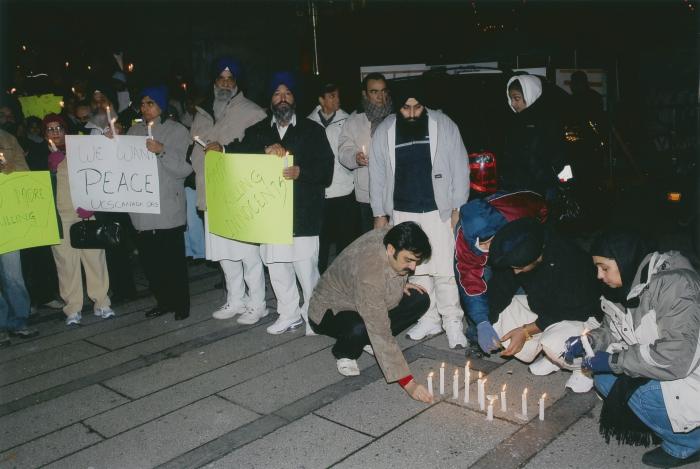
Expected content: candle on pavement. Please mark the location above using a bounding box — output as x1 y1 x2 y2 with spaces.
463 361 471 403
427 371 434 396
500 384 507 412
521 387 528 417
439 362 445 395
478 373 486 411
452 369 459 400
539 393 547 421
486 395 497 421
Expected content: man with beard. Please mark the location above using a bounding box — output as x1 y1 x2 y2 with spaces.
338 73 392 235
227 72 334 335
192 58 268 324
369 80 470 349
308 222 433 404
85 84 118 136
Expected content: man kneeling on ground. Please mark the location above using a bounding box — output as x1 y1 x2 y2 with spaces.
308 222 433 403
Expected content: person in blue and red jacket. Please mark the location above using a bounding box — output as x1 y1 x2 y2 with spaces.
454 191 547 356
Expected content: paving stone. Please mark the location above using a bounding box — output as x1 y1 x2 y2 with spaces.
523 402 654 469
334 402 518 468
316 358 437 436
102 322 305 398
204 414 373 469
0 340 107 386
0 311 233 406
86 335 333 437
0 385 127 452
0 423 102 469
218 348 375 415
45 396 259 469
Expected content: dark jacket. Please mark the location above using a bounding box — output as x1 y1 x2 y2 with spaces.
228 115 334 237
499 98 567 199
487 227 602 330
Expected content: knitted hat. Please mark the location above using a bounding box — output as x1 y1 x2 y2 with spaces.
489 217 544 268
140 85 168 113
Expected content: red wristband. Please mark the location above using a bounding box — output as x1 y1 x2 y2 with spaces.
398 375 414 388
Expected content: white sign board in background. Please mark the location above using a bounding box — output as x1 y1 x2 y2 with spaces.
65 135 160 214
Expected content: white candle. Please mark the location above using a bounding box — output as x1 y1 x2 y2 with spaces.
521 388 528 417
477 373 486 411
147 121 153 139
284 151 289 169
581 329 595 358
486 396 496 421
463 361 471 403
48 139 58 152
193 136 207 147
361 144 366 154
452 369 459 400
439 362 445 395
427 371 434 396
106 105 112 122
109 117 117 136
500 384 507 412
539 393 547 421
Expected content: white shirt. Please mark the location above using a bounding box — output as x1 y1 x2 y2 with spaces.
271 113 297 140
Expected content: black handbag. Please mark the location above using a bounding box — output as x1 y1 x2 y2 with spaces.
69 220 121 249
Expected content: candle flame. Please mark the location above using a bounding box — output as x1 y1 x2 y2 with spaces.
502 384 507 392
71 87 76 94
148 121 153 127
285 151 290 156
483 378 487 385
59 101 64 108
523 387 528 395
478 371 483 379
453 369 458 375
466 360 471 367
428 371 434 377
127 63 134 72
541 393 547 399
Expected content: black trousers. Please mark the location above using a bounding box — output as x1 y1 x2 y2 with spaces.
20 245 59 305
356 201 374 237
97 212 137 298
311 291 430 360
319 193 357 273
135 226 190 315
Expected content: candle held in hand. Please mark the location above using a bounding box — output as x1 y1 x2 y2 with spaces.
147 122 153 140
48 139 58 152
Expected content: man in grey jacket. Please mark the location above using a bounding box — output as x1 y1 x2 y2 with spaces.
370 80 470 349
192 58 269 324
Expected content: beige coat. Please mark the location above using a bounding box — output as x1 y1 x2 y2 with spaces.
190 91 267 210
0 129 29 173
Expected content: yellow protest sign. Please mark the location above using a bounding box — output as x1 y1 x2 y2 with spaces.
205 152 293 245
18 94 63 119
0 171 60 254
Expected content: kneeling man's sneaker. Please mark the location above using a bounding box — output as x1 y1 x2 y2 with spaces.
237 306 269 325
336 358 360 376
363 345 374 356
565 369 594 393
529 356 561 376
266 316 304 335
65 313 82 326
406 320 442 341
94 307 116 319
642 447 700 468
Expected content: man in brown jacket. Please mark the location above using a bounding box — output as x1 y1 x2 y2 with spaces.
308 222 433 403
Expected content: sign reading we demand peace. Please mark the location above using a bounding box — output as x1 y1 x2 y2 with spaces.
0 171 60 255
65 135 160 213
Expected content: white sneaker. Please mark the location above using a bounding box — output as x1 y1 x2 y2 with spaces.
444 320 468 349
363 345 374 356
65 312 82 326
94 307 115 319
406 320 442 341
236 306 269 325
266 316 304 335
336 358 360 376
529 356 561 376
305 325 317 336
212 303 246 320
566 369 594 393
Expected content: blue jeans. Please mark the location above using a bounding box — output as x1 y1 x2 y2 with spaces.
595 374 700 459
184 187 205 259
0 250 31 331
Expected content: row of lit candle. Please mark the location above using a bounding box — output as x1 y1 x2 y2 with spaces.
427 362 547 421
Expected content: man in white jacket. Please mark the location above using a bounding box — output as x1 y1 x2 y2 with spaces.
369 80 470 349
307 82 352 272
191 58 269 324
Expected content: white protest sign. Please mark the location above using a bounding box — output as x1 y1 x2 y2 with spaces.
65 135 160 213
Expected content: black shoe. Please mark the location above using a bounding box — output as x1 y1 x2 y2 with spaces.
174 311 190 321
145 307 168 318
465 340 487 359
8 328 39 339
642 447 700 468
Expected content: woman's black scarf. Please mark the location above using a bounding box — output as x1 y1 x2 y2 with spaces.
590 230 660 447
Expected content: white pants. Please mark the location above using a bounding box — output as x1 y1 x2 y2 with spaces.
265 247 319 324
220 247 266 310
410 275 463 325
493 295 601 369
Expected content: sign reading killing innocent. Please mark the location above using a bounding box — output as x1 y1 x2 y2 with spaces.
65 135 160 214
0 171 60 255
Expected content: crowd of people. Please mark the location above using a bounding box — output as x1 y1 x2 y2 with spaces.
0 58 698 468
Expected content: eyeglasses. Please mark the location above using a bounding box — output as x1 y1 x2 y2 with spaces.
46 126 64 133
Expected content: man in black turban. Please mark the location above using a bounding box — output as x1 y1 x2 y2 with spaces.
486 217 603 393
